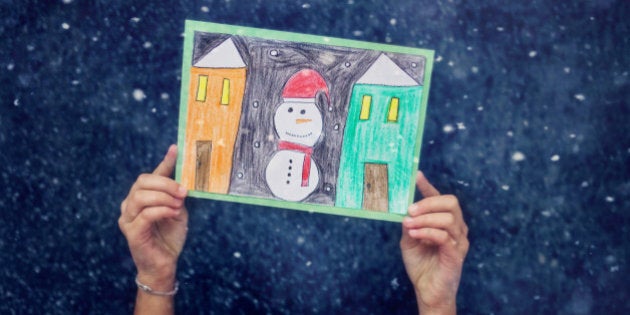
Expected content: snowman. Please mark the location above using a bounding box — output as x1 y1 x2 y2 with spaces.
265 69 329 201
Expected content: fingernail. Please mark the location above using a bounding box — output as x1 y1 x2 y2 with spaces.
166 144 177 158
408 204 418 215
178 185 188 195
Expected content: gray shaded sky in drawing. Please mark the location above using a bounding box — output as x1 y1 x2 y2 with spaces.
191 32 426 205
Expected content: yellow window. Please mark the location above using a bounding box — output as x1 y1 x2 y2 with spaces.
196 75 208 102
387 97 399 122
221 78 230 105
360 95 371 120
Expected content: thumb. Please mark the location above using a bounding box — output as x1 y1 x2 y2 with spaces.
153 144 178 177
416 171 440 198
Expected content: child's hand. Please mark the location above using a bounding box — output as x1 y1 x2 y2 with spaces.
119 145 189 292
401 172 469 315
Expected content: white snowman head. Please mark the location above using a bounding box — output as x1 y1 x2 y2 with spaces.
274 100 322 146
274 69 329 147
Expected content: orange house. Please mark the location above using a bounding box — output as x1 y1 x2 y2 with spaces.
181 38 247 193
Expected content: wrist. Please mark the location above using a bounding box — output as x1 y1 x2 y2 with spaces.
416 291 457 315
418 304 456 315
417 299 457 315
136 270 177 292
133 274 177 314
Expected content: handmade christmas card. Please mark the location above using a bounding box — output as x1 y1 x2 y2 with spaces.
176 20 434 222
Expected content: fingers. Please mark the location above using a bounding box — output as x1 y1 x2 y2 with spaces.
405 212 455 228
122 173 187 219
405 194 467 231
120 145 187 224
407 227 452 246
124 189 184 220
403 194 469 254
416 171 440 198
408 194 461 218
119 205 187 246
153 144 178 177
135 206 184 226
403 212 460 239
129 173 186 201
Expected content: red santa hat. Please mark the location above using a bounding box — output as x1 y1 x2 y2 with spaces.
281 69 330 101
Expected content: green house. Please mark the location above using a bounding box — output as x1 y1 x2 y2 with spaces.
336 54 423 214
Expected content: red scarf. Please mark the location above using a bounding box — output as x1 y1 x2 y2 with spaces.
277 140 313 187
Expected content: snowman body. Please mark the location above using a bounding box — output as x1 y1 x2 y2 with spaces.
266 149 320 201
266 99 323 201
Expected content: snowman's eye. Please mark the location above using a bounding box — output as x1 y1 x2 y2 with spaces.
300 109 306 115
288 107 293 113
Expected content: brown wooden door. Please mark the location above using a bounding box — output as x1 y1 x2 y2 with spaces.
363 163 389 212
195 141 212 191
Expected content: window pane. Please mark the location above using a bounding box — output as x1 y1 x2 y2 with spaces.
360 95 371 120
387 97 399 122
221 78 230 105
196 75 208 102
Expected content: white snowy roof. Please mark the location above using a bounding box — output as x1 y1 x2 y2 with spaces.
194 38 246 68
356 54 419 86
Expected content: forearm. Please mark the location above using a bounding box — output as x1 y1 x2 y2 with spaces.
134 290 175 315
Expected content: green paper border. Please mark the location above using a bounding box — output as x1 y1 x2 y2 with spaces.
176 20 434 223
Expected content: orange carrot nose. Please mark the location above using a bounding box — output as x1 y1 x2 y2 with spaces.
295 118 312 124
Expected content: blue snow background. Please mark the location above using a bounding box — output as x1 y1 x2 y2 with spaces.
1 0 628 314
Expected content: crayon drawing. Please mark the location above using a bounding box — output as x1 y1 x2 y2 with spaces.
177 21 434 222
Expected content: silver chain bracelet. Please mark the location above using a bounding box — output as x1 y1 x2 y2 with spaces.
135 277 179 296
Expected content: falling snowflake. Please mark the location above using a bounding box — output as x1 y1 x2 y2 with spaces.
390 278 400 290
133 89 146 101
512 151 526 162
443 124 455 134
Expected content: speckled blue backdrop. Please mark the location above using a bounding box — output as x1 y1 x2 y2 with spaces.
1 0 628 314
